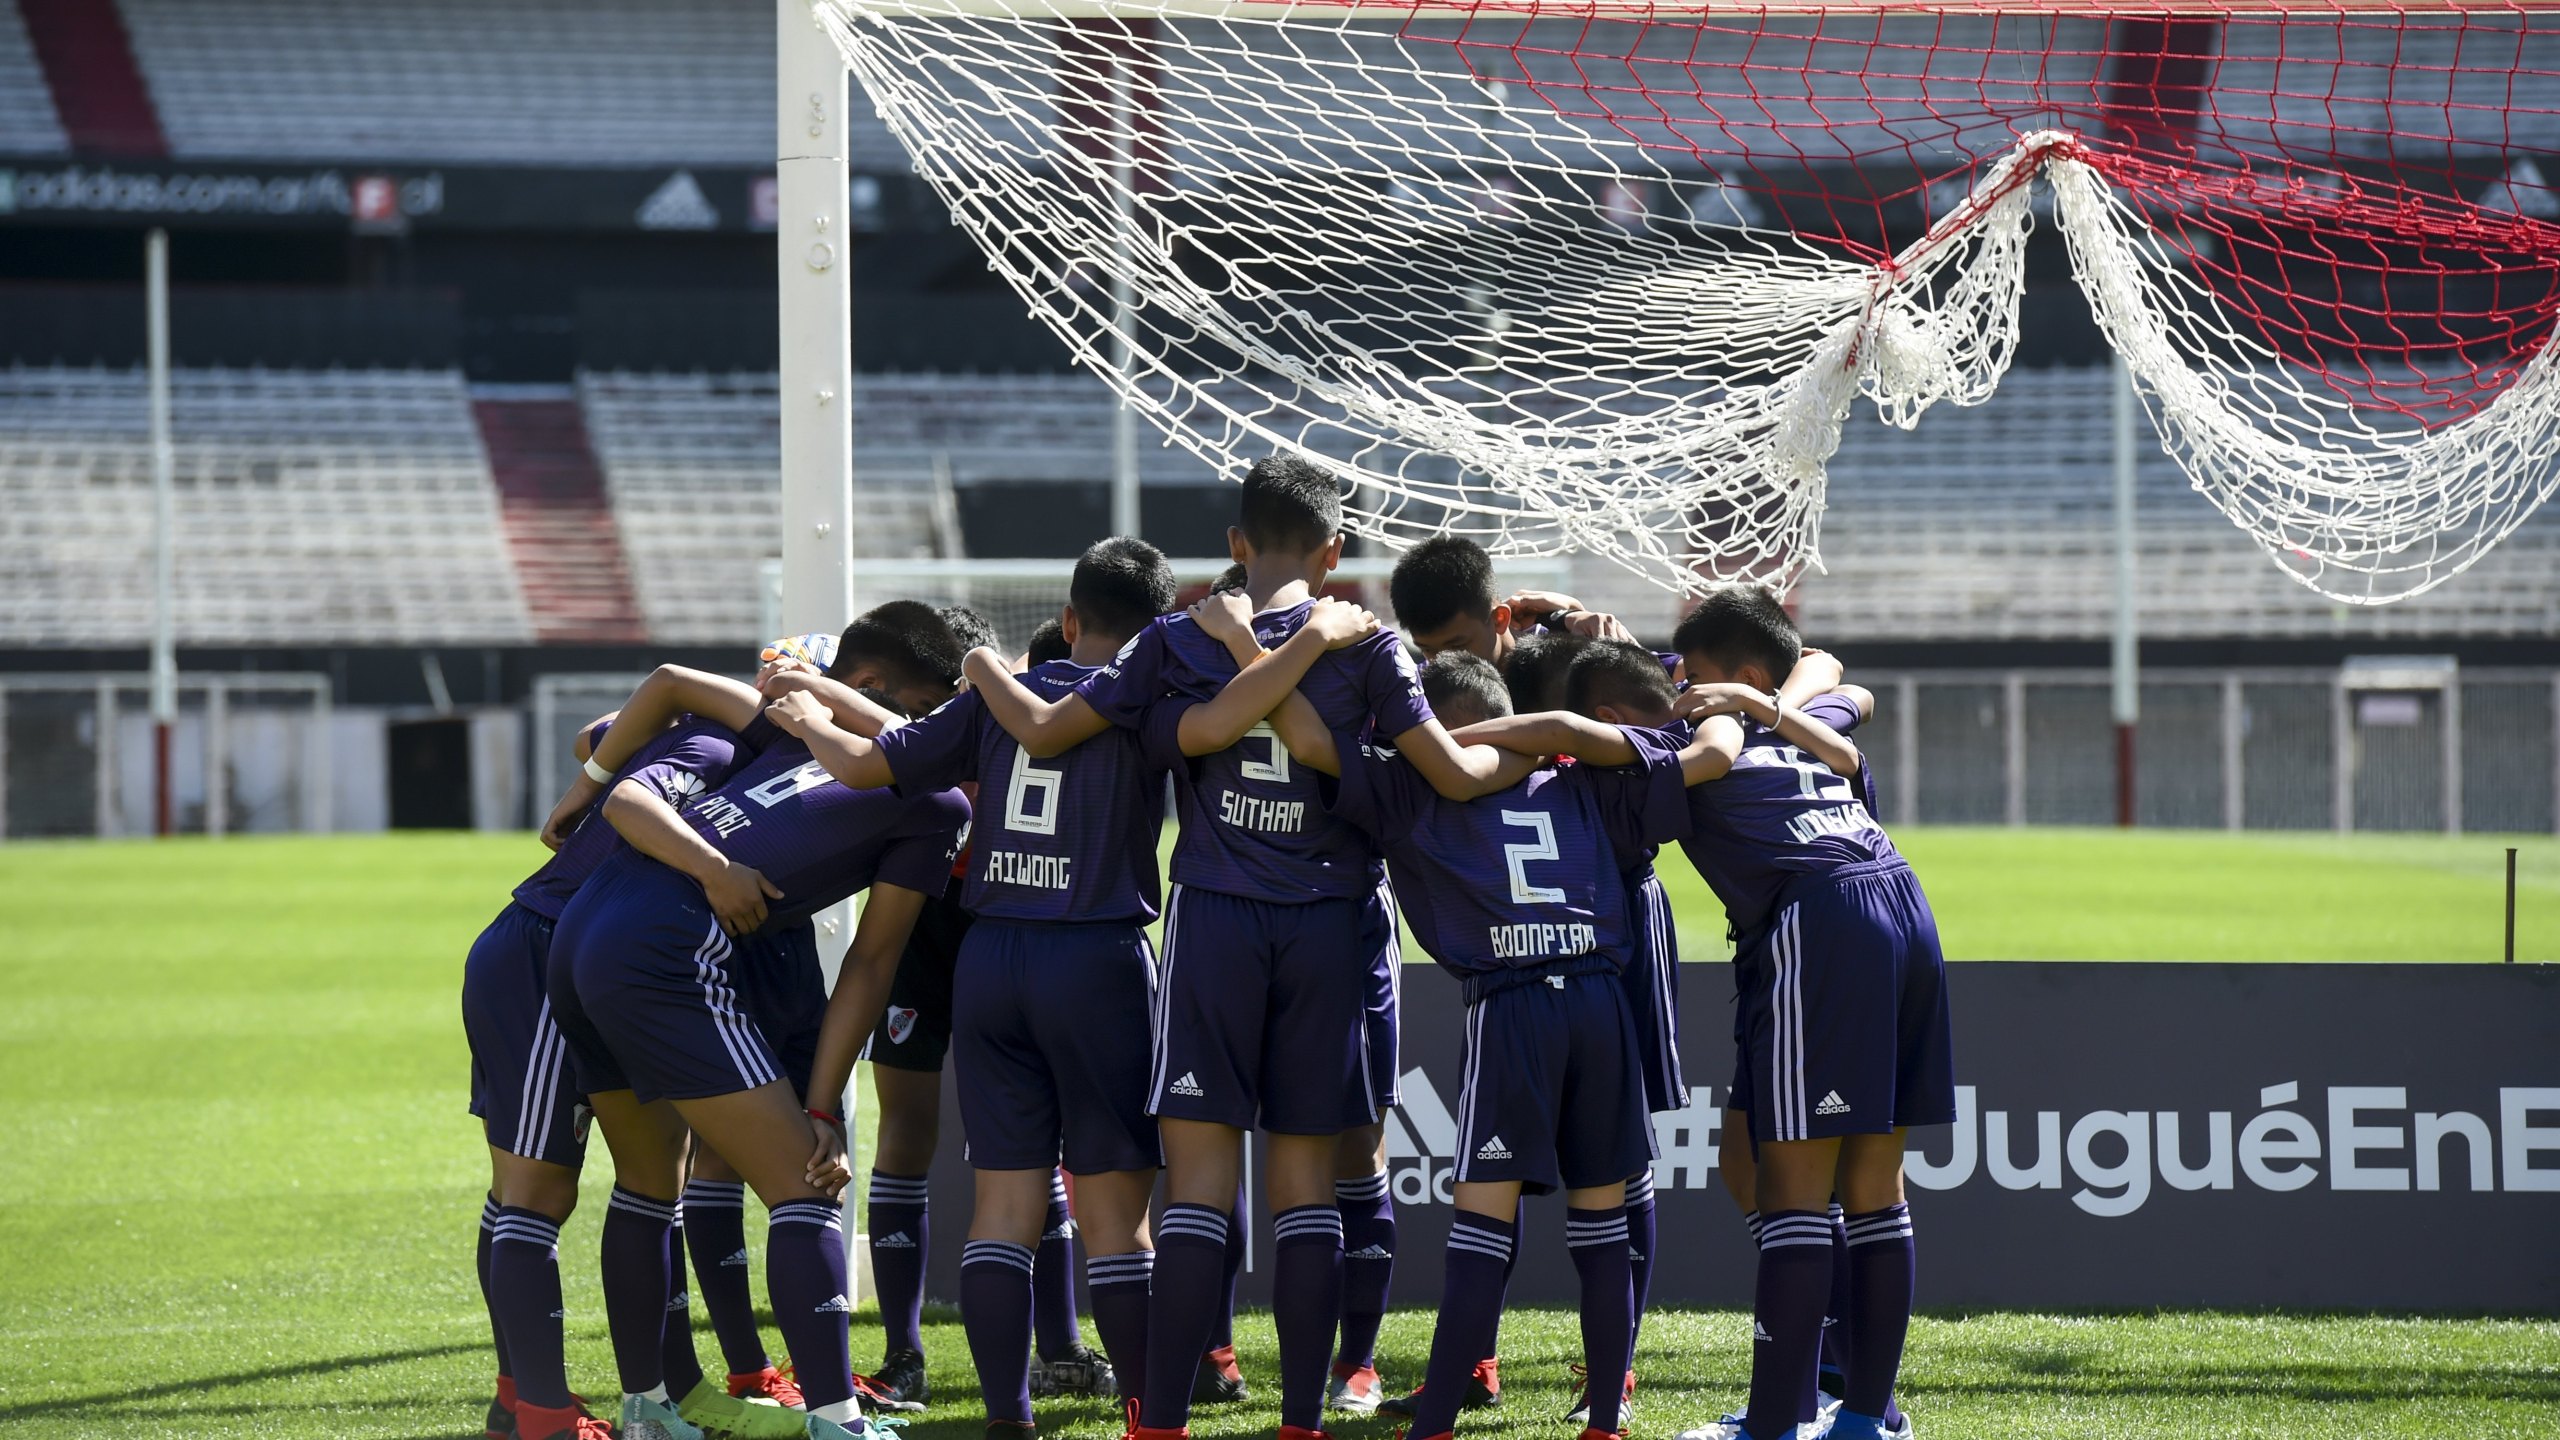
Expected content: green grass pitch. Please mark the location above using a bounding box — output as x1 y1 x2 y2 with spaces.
1 829 2554 1438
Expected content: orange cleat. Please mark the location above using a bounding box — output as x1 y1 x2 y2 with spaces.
728 1365 807 1409
513 1401 615 1440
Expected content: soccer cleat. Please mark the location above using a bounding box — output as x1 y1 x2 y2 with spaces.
1325 1362 1385 1416
858 1349 929 1413
1191 1345 1249 1406
1277 1425 1333 1440
806 1415 875 1440
620 1394 707 1440
487 1393 520 1440
1031 1344 1117 1399
1672 1416 1828 1440
1378 1357 1502 1418
730 1367 808 1410
1130 1426 1190 1440
679 1377 820 1440
1578 1429 1631 1440
513 1403 616 1440
1814 1409 1908 1440
987 1422 1037 1440
1561 1366 1636 1428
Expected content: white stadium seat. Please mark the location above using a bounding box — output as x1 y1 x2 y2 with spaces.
0 0 68 155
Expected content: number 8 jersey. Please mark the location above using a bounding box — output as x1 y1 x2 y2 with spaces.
874 660 1182 925
676 735 971 928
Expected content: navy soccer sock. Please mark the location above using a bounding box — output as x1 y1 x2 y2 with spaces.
961 1240 1039 1425
1209 1179 1246 1352
681 1179 768 1377
600 1187 679 1397
1625 1172 1659 1365
1566 1206 1635 1434
768 1199 857 1417
1033 1170 1084 1362
1140 1203 1230 1430
1743 1210 1835 1440
1089 1249 1154 1404
488 1207 566 1408
662 1204 706 1399
1334 1173 1394 1371
866 1171 931 1358
1415 1210 1517 1439
1818 1202 1852 1402
478 1195 511 1381
1843 1205 1916 1425
1272 1204 1345 1430
1483 1194 1527 1363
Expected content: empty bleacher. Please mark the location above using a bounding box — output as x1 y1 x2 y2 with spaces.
0 367 532 646
0 0 69 154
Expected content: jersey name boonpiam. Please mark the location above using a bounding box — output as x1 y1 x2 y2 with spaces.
1488 921 1598 959
1218 789 1305 833
982 849 1072 891
692 794 754 839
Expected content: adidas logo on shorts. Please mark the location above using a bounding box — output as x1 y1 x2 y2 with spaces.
1170 1071 1206 1097
721 1248 750 1268
1475 1135 1513 1161
1815 1091 1852 1116
815 1294 853 1314
875 1231 918 1250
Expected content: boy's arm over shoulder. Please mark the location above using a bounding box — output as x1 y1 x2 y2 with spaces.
868 690 987 794
1324 727 1429 845
967 646 1111 758
1571 723 1698 853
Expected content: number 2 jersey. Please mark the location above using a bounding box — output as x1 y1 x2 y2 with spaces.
872 659 1179 925
674 735 971 929
1327 727 1691 996
1634 692 1894 947
1077 599 1434 903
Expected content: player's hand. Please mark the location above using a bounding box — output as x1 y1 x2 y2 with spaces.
805 1114 850 1196
1560 609 1637 643
1673 682 1763 721
1502 589 1584 629
540 775 604 851
704 859 783 935
961 646 1011 696
759 664 822 698
1304 596 1380 649
764 688 831 736
1189 589 1256 646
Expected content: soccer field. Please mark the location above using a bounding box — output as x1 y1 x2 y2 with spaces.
1 830 2553 1439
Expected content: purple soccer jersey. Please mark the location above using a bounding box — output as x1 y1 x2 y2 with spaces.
1326 728 1690 985
872 661 1176 924
513 717 744 919
678 737 971 928
1077 600 1434 902
1642 691 1897 945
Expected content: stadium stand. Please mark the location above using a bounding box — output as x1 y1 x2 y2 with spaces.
107 0 907 171
0 366 534 646
0 0 70 155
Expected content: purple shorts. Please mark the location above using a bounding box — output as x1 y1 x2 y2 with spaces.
546 853 786 1105
953 918 1161 1174
1737 859 1955 1143
1451 968 1655 1195
1363 878 1402 1110
462 901 590 1165
1621 868 1688 1115
1150 885 1379 1135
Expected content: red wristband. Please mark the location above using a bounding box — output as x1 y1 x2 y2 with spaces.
806 1106 843 1127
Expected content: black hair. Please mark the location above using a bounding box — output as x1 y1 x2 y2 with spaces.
1420 651 1513 729
831 599 964 691
1237 453 1344 555
1672 583 1801 679
1209 563 1249 596
938 604 1002 658
1565 639 1678 718
1070 536 1179 641
1024 617 1072 666
1389 535 1497 636
1501 632 1591 715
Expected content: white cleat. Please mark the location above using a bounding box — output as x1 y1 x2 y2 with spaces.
1674 1416 1827 1440
1327 1365 1387 1415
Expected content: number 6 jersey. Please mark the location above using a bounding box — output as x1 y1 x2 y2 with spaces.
872 660 1182 925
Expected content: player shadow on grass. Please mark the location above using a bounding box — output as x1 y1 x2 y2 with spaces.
0 1341 485 1425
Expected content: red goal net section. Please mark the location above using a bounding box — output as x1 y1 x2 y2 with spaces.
810 0 2560 602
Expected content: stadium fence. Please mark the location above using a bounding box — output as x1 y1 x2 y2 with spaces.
0 673 331 839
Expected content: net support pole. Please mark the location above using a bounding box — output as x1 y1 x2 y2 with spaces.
1107 54 1141 539
147 227 176 839
778 0 864 1297
2109 354 2139 829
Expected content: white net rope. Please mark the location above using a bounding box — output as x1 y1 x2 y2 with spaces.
810 0 2560 602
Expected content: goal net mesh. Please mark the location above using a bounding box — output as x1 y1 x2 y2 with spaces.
811 0 2560 603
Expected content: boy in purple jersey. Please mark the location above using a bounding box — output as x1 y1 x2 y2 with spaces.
1470 602 1948 1440
1253 651 1719 1440
961 459 1521 1440
465 712 746 1440
535 603 970 1440
772 543 1386 1440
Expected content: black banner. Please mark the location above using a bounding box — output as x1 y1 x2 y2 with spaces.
920 962 2560 1313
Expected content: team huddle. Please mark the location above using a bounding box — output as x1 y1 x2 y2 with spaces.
459 456 1955 1440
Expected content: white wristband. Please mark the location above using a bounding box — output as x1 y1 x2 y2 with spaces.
582 755 615 785
1767 691 1787 729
